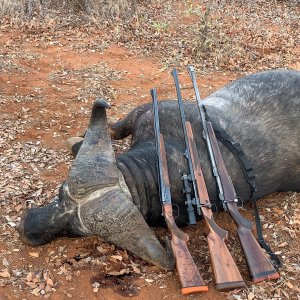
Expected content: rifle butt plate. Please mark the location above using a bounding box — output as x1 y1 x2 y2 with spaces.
215 281 246 291
181 286 208 295
252 271 280 283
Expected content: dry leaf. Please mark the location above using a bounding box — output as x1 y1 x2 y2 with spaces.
31 287 41 296
130 261 141 274
45 285 52 293
0 270 11 278
132 266 140 274
2 258 9 267
66 274 72 281
119 268 128 275
122 250 129 260
145 278 154 283
110 255 122 261
96 246 109 254
93 281 100 292
38 282 45 290
57 266 68 275
247 292 255 300
28 252 39 258
77 252 90 259
46 277 54 287
107 269 128 276
26 271 34 282
285 281 294 289
282 290 290 299
14 204 23 212
107 271 121 276
26 282 38 288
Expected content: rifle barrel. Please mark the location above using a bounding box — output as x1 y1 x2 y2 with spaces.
171 69 201 216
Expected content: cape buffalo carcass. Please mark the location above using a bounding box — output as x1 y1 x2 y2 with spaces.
18 69 300 270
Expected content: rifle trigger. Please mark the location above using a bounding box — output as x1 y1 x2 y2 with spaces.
236 196 244 208
198 202 218 212
210 203 218 213
172 203 180 220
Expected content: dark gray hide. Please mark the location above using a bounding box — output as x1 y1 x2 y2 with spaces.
18 69 300 269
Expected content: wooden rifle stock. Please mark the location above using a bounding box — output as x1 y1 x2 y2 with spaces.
206 122 280 282
186 121 246 290
159 134 208 294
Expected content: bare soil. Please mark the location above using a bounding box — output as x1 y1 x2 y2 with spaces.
0 1 299 300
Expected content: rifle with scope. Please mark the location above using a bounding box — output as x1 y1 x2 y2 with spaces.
171 69 246 290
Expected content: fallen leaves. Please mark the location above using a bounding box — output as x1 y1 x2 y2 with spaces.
24 270 56 297
0 2 299 299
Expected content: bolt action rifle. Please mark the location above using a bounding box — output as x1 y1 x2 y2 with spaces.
171 69 246 290
187 65 280 283
151 88 208 295
171 69 201 225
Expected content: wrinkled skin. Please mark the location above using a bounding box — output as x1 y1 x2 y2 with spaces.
18 69 300 269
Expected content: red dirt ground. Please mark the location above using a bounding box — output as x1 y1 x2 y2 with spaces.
0 3 299 299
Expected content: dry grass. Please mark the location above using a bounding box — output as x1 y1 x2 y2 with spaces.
185 0 300 72
0 0 140 21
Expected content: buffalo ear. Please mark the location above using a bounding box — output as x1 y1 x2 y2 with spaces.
65 137 83 157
